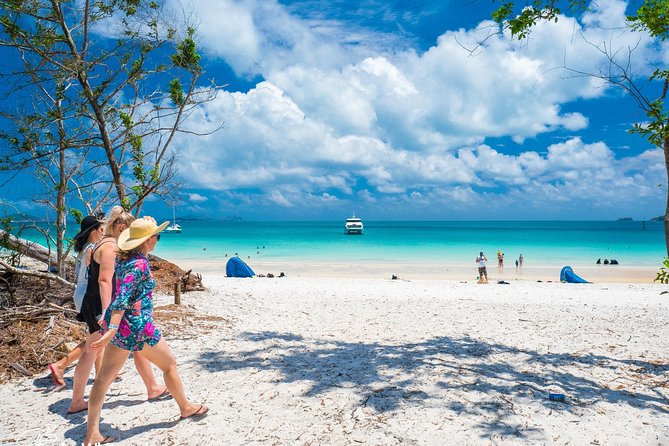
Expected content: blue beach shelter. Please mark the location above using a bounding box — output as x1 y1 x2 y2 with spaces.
559 266 589 283
226 257 255 277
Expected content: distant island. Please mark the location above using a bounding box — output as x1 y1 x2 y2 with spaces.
650 216 664 222
173 214 244 222
617 217 633 221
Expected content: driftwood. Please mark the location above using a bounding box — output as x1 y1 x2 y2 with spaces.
149 259 206 293
0 260 75 290
0 229 72 268
181 269 205 292
10 362 32 377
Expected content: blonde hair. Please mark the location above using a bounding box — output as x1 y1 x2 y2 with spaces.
103 206 135 236
116 246 146 262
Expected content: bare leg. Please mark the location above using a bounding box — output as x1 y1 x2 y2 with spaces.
133 351 167 399
68 332 102 414
84 344 130 446
94 351 103 376
49 340 86 386
139 338 206 417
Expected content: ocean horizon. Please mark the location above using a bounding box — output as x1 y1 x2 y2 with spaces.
146 220 665 268
12 220 666 268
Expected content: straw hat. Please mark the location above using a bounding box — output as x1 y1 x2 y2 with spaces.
117 219 169 251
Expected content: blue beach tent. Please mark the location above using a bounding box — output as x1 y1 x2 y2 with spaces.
560 266 589 284
226 257 255 278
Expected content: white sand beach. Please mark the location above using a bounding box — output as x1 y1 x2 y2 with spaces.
184 259 659 283
1 275 668 445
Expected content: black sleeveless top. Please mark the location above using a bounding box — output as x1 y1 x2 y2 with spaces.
77 238 116 334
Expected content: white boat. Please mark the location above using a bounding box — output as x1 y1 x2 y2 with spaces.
164 222 182 233
164 206 182 233
344 214 363 235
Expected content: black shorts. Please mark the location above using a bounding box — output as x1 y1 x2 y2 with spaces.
478 266 487 275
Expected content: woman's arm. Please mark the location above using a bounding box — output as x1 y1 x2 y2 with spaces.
97 242 116 312
85 245 93 267
90 310 123 349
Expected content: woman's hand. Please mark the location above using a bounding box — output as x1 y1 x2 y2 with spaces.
97 308 107 327
91 330 115 350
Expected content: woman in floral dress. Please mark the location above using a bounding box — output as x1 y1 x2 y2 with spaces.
83 217 208 445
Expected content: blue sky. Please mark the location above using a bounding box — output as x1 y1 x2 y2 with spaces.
1 0 667 221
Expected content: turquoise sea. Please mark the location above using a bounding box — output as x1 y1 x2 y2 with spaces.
144 220 666 268
14 220 665 268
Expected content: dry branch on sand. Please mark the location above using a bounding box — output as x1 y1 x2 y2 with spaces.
0 255 205 383
149 256 206 293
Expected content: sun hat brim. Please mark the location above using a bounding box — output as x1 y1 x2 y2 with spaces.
117 220 169 251
73 216 103 242
73 224 99 242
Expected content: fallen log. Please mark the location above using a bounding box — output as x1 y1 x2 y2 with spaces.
0 260 74 290
0 230 70 267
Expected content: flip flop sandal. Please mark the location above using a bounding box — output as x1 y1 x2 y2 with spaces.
180 405 209 420
48 364 65 387
148 388 172 401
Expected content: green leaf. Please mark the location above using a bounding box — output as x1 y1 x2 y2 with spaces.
70 208 83 224
169 78 185 106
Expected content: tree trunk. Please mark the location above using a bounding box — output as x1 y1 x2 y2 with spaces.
664 138 669 258
53 4 128 205
57 125 67 278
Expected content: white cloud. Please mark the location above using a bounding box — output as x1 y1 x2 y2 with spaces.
166 1 665 218
188 193 208 203
559 113 589 131
267 189 293 207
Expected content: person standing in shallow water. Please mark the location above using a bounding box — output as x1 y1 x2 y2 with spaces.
84 218 207 445
519 254 524 269
476 252 488 284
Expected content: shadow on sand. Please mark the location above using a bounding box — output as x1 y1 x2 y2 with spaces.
196 331 668 436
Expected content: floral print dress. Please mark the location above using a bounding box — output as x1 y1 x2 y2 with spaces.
101 253 161 351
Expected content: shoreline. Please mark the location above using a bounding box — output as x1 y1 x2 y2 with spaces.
177 258 660 283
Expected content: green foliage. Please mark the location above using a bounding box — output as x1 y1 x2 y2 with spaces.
628 0 669 40
169 78 185 106
130 133 145 181
119 111 133 129
0 216 13 234
0 216 21 267
491 0 587 38
492 3 514 24
654 258 669 284
1 0 209 227
123 0 141 16
129 59 143 79
171 27 200 71
70 208 83 224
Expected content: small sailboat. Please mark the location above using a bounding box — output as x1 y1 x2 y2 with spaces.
164 206 182 234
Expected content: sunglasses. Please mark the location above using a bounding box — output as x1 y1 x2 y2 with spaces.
153 234 161 242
